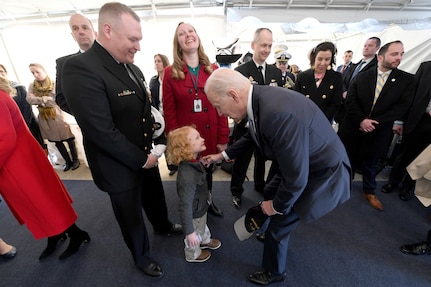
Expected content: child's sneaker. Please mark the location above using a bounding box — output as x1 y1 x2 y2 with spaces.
186 250 211 263
200 238 221 250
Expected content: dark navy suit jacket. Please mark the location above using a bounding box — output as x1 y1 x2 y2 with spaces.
226 85 351 222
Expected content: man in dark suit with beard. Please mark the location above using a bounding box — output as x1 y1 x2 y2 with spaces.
231 28 282 211
203 68 351 285
381 61 431 200
338 40 415 211
62 3 180 278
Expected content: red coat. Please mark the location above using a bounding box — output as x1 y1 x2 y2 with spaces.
0 90 77 239
163 63 229 155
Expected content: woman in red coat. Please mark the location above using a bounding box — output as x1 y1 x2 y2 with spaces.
0 77 89 261
163 22 230 217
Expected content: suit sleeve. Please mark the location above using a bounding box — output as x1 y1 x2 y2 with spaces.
55 58 72 114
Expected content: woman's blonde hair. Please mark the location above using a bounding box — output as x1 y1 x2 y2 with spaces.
0 76 15 96
170 22 213 80
166 126 196 166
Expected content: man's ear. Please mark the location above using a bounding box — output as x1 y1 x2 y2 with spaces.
227 89 239 103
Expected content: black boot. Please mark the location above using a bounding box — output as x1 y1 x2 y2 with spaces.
59 224 90 260
67 139 80 170
55 141 72 172
39 233 67 261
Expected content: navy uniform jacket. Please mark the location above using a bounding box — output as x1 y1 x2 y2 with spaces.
226 85 351 222
235 60 282 86
62 41 155 193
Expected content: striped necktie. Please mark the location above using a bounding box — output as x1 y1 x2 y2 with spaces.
373 72 388 105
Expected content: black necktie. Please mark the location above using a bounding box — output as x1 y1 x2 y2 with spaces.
257 66 264 84
351 60 365 80
124 64 139 86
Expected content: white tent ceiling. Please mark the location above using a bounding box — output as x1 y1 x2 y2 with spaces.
1 0 430 84
1 0 431 27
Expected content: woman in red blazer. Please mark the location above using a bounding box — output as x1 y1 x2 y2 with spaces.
163 22 230 217
0 77 89 261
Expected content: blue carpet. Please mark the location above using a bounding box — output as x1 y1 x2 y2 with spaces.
1 180 431 286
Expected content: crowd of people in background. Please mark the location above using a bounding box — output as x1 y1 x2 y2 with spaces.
1 1 431 285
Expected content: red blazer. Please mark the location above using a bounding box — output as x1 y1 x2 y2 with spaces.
163 63 229 155
0 90 77 239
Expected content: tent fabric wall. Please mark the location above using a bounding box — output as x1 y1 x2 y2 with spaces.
1 14 430 88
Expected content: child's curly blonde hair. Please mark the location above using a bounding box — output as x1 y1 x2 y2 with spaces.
166 126 196 166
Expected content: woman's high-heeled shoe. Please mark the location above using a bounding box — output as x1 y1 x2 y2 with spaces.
39 233 67 261
59 230 90 260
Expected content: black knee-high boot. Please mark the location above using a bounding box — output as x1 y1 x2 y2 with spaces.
39 233 67 261
55 141 72 171
67 139 80 170
59 224 90 260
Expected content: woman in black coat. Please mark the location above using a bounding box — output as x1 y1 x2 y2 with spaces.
295 42 343 123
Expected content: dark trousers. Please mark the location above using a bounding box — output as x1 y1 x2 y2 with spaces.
140 167 173 232
107 167 172 268
362 157 379 194
263 210 300 275
230 120 266 196
108 186 152 268
389 115 431 189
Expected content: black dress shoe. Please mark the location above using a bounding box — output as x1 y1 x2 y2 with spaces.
256 232 265 242
400 242 431 255
232 196 241 209
0 246 17 259
249 271 286 285
399 189 412 201
63 162 72 172
208 203 224 217
39 233 67 261
71 160 80 170
155 224 183 236
381 183 395 193
59 231 90 260
142 262 164 278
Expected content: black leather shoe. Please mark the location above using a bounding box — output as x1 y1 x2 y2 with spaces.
39 233 67 261
232 196 241 209
59 231 90 260
0 246 17 259
208 203 224 217
71 160 80 170
63 162 71 172
381 183 395 193
142 262 164 278
256 233 265 242
249 271 286 285
168 169 177 176
155 224 182 236
400 242 431 255
399 189 412 201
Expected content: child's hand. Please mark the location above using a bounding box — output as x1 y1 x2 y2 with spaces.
186 232 201 247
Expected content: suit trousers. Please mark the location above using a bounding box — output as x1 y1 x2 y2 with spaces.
108 186 152 268
140 167 173 232
263 210 300 275
230 121 266 196
389 115 431 189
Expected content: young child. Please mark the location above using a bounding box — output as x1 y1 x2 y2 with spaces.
167 126 221 263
